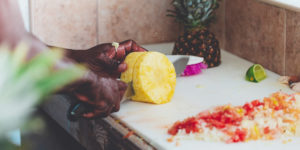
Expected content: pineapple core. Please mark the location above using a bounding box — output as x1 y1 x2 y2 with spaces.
121 52 176 104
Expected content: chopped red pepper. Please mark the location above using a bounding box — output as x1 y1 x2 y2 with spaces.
168 117 199 135
243 100 264 116
123 131 134 139
229 128 247 143
200 107 242 129
264 127 270 134
251 100 264 107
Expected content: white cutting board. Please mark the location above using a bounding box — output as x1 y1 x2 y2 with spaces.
112 43 298 150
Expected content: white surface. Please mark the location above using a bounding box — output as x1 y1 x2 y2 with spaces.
113 43 297 150
259 0 300 12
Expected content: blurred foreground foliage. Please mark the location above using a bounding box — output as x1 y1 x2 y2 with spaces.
0 42 85 149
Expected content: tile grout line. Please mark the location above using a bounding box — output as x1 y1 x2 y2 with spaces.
283 9 286 75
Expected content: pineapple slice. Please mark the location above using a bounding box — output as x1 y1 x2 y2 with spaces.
121 52 147 83
121 52 176 104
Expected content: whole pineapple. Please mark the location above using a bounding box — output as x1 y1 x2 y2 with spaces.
168 0 221 68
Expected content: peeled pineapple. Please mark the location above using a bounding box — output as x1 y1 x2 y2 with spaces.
121 52 176 104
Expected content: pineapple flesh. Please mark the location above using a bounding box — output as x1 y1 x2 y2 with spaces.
120 52 147 83
168 0 221 68
121 52 176 104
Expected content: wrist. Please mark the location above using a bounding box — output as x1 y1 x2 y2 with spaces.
65 49 88 63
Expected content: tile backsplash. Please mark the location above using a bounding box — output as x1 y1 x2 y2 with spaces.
31 0 98 49
30 0 183 49
224 0 300 76
29 0 225 49
225 0 286 75
25 0 300 75
286 10 300 76
97 0 181 45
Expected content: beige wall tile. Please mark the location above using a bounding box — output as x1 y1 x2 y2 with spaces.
31 0 97 49
225 0 285 75
286 10 300 76
210 0 225 49
97 0 181 45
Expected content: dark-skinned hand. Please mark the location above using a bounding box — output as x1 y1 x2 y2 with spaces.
66 40 147 78
62 40 147 118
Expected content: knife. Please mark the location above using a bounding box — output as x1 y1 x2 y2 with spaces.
68 55 200 119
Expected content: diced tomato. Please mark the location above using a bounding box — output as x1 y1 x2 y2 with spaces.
199 107 242 129
274 105 282 111
168 121 180 135
251 100 264 107
228 128 247 143
290 96 296 101
264 127 270 134
167 117 200 135
209 119 226 129
243 103 253 115
242 100 264 116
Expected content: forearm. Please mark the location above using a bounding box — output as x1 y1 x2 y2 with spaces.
46 44 90 64
0 0 26 45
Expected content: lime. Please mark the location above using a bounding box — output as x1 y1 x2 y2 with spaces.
245 64 267 82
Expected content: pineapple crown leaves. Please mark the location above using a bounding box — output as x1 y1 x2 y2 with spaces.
167 0 221 29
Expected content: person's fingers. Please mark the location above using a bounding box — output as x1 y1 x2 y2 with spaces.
95 100 108 110
120 40 148 53
75 94 96 105
113 102 120 112
112 81 127 112
99 40 147 73
117 62 127 73
115 46 126 61
104 104 114 117
82 112 95 118
118 80 128 91
82 110 104 118
104 44 125 61
75 94 89 102
82 104 112 118
82 106 107 118
117 80 127 97
132 42 147 52
106 46 116 59
96 53 119 69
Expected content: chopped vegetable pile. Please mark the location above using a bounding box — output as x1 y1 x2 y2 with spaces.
168 92 300 143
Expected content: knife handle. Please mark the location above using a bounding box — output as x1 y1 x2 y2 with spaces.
67 102 93 121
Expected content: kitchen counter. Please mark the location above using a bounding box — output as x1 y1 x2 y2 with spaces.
43 43 297 150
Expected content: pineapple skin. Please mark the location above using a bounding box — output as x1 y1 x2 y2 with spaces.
173 28 221 68
168 0 222 68
121 52 176 104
